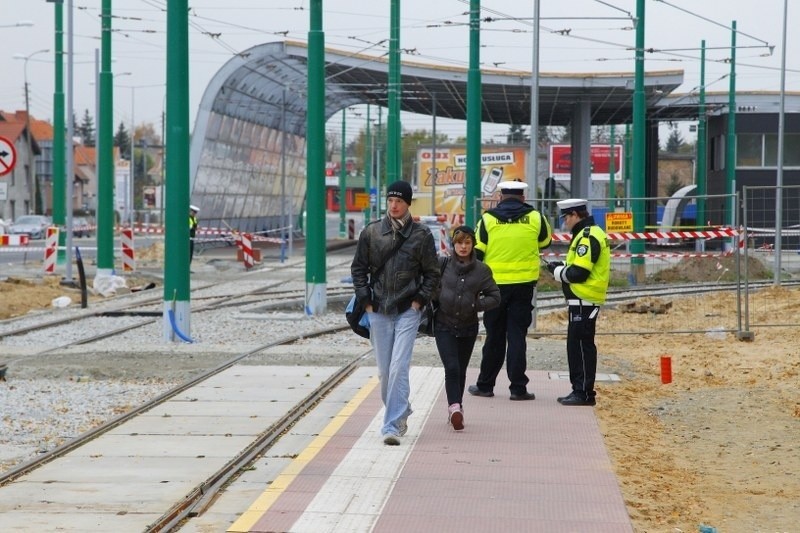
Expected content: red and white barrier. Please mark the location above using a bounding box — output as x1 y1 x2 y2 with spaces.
0 234 30 246
43 227 59 274
121 228 135 271
551 227 740 243
545 226 744 259
438 226 449 255
240 233 254 269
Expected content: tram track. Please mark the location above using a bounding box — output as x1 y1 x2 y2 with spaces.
8 284 354 357
0 257 355 357
0 322 362 490
0 251 360 485
147 347 371 533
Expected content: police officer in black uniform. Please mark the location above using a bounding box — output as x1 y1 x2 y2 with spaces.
546 199 611 406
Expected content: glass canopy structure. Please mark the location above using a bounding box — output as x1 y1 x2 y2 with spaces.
188 40 689 233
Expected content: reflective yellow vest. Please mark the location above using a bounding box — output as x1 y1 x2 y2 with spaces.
565 225 610 304
476 211 552 284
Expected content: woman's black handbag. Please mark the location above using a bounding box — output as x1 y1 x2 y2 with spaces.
417 301 438 337
417 257 449 337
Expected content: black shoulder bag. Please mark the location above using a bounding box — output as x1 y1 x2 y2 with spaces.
346 235 407 338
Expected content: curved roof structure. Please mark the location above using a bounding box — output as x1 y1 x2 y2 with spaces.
194 40 686 133
188 40 686 231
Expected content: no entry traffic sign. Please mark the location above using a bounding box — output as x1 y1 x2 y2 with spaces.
0 136 17 177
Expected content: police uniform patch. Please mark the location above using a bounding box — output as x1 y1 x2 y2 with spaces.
576 244 589 257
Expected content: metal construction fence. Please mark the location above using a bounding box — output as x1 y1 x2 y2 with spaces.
418 190 800 338
528 193 747 338
740 184 800 332
465 192 793 338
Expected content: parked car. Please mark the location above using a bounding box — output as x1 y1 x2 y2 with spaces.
9 215 52 240
72 217 94 238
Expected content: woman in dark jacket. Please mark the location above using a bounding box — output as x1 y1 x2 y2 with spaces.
434 225 500 431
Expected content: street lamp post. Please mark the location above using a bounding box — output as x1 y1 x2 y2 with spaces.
90 71 130 216
119 83 164 228
14 48 49 214
129 86 136 228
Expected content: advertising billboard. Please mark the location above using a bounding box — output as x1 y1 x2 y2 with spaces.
549 144 623 181
416 145 528 215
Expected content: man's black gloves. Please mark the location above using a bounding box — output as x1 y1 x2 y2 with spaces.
545 261 564 274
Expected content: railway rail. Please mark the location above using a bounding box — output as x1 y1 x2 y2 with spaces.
0 319 364 528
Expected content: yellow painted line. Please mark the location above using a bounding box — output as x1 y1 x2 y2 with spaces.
227 375 379 533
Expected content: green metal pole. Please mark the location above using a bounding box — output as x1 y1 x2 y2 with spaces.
52 1 66 264
365 104 372 222
624 124 631 196
726 21 737 250
466 0 482 227
630 0 646 284
608 124 616 212
376 106 383 219
387 0 401 182
696 40 707 232
96 0 114 276
162 0 191 340
305 0 327 315
339 110 347 238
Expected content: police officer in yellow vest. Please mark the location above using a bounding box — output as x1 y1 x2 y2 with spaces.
468 180 552 401
189 205 199 263
546 198 610 406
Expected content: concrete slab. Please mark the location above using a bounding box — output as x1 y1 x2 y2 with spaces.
19 455 231 483
142 400 297 418
0 511 165 533
65 434 256 458
106 415 277 436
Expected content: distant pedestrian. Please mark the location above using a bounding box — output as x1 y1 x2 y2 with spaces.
189 205 199 263
350 180 440 445
468 180 552 401
434 225 500 430
545 198 610 406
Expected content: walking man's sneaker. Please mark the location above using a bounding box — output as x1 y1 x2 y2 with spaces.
468 384 494 397
383 434 401 445
398 418 408 437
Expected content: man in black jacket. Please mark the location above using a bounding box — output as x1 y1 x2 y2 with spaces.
351 181 440 445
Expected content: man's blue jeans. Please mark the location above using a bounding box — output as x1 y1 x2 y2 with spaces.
369 307 420 436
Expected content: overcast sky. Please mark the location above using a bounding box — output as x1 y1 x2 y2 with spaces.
1 0 796 143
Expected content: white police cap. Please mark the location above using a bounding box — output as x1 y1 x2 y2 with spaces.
557 198 587 216
190 204 200 213
498 180 528 194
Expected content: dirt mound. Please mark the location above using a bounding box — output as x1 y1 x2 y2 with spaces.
0 274 160 320
649 255 771 283
137 241 165 262
0 277 86 319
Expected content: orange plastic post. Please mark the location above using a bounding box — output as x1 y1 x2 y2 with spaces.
660 355 672 384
